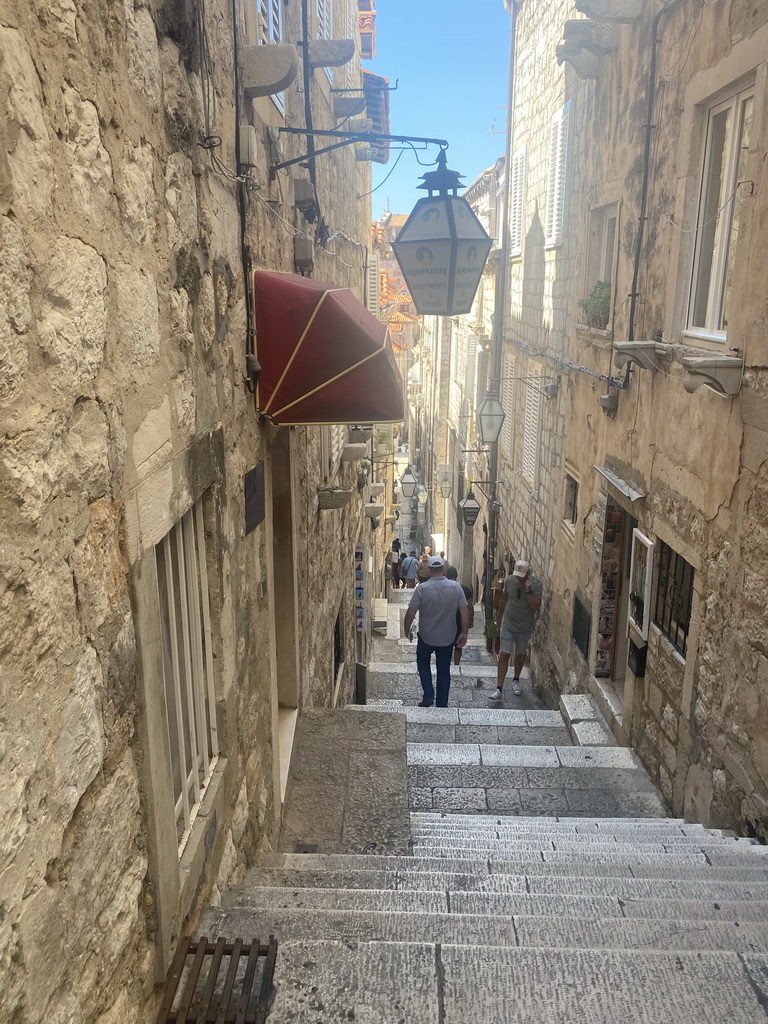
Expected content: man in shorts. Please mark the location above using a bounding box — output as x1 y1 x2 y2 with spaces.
491 560 542 700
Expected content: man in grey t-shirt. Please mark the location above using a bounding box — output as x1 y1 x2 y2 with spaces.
403 557 469 707
492 560 543 700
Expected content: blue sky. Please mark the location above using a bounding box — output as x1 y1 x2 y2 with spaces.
365 0 512 217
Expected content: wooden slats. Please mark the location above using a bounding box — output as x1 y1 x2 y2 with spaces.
157 936 278 1024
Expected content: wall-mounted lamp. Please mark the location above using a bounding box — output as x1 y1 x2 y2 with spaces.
400 466 417 498
459 491 482 526
476 391 505 445
417 485 428 505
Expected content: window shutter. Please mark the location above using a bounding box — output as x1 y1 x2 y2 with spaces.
316 0 332 40
366 253 381 315
521 362 541 484
545 104 569 246
500 353 515 454
258 0 281 43
510 148 526 256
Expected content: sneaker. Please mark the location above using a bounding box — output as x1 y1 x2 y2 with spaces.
511 678 522 696
490 688 503 701
417 699 434 707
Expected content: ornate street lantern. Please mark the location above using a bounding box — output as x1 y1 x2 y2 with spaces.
459 491 482 527
391 150 493 315
417 485 428 505
477 391 505 445
400 466 417 498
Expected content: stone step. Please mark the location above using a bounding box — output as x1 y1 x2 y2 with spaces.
409 840 762 861
560 692 618 746
223 885 768 923
352 706 565 727
409 814 720 835
410 825 735 844
413 812 691 827
267 847 767 875
202 903 768 953
188 938 768 1022
248 864 768 896
407 721 572 747
407 742 643 769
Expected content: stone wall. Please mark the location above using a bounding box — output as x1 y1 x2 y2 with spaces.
0 0 376 1019
500 0 768 838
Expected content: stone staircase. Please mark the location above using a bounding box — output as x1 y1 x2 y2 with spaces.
198 597 768 1020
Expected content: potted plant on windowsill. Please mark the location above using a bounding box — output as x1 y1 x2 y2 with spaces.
578 280 611 330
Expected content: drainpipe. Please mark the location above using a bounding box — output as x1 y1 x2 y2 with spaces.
485 0 520 639
627 0 685 342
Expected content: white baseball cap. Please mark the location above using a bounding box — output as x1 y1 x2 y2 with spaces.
512 560 530 577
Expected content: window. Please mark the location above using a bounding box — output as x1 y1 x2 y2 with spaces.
509 147 526 257
581 203 617 328
155 499 219 850
321 425 345 481
688 84 753 341
316 0 334 81
334 0 357 91
257 0 281 44
563 473 579 528
521 361 541 485
545 102 570 246
654 541 694 656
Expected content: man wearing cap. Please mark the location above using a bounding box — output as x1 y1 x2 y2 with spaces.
403 556 470 707
492 560 543 700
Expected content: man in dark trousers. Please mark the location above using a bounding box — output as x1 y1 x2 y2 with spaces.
403 556 470 707
446 565 474 665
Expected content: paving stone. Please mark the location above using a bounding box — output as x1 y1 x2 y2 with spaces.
518 789 572 814
527 874 768 901
560 693 601 720
621 897 768 922
455 724 500 744
440 946 768 1022
572 720 617 746
523 766 659 791
432 788 488 812
556 746 643 769
524 710 565 727
402 707 459 724
564 788 621 815
514 915 768 952
407 742 481 765
480 745 559 767
458 708 528 726
414 765 471 788
497 726 572 746
395 871 528 893
248 866 402 890
225 886 448 913
407 724 457 743
409 787 433 810
484 789 525 813
460 765 530 789
450 891 624 919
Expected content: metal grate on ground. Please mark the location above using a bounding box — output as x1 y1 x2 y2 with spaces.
156 935 277 1024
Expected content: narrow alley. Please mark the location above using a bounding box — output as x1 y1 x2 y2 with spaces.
199 593 768 1022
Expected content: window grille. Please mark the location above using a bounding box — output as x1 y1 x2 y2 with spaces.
689 85 753 341
521 362 541 485
654 541 694 656
545 103 570 246
156 498 218 850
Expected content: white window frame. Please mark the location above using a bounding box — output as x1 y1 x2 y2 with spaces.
255 0 285 112
509 147 526 257
686 83 754 344
581 202 618 327
544 102 570 247
563 471 579 534
521 361 541 486
156 498 219 854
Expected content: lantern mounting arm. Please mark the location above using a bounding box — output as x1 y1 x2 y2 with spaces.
270 127 449 177
468 480 495 502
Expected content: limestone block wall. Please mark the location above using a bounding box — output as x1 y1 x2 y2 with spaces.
0 0 375 1019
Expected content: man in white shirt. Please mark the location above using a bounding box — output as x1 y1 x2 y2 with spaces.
403 556 470 707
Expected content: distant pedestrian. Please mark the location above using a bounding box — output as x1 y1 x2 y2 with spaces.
401 551 419 588
416 553 431 584
390 545 402 589
403 557 469 707
492 560 542 700
446 566 474 665
392 537 401 554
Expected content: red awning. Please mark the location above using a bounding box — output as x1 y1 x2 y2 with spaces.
253 270 404 426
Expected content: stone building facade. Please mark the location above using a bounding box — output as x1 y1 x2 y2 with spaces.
0 0 398 1020
472 0 768 839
